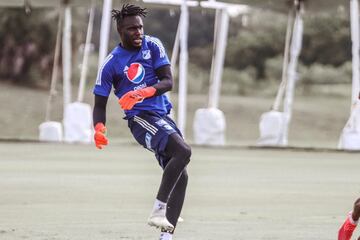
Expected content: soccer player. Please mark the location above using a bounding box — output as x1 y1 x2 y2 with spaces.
92 4 191 240
338 198 360 240
338 94 360 240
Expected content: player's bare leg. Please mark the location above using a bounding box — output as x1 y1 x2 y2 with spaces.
338 198 360 240
166 169 188 227
156 170 188 240
148 176 187 233
156 169 188 239
148 133 191 231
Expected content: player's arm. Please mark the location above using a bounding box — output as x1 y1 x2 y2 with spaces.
93 94 109 149
153 64 173 96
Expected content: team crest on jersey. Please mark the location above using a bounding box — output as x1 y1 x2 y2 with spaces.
124 63 145 84
142 50 151 60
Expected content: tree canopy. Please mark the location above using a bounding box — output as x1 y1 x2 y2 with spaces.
0 6 352 89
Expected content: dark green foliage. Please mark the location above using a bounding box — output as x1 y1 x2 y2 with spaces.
301 12 350 67
0 6 352 93
144 8 217 50
225 11 287 80
0 8 57 86
143 8 179 49
223 9 350 82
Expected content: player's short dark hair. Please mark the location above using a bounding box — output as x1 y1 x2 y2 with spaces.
111 4 147 28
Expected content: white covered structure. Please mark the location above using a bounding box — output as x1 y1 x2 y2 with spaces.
0 0 109 143
338 0 360 150
257 0 304 146
64 1 96 143
193 1 249 146
254 0 360 150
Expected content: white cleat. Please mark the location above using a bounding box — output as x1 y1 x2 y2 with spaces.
147 208 174 231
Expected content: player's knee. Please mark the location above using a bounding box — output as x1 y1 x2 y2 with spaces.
172 142 191 158
180 144 191 165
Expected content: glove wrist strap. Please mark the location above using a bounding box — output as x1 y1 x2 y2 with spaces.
95 122 106 132
142 86 156 98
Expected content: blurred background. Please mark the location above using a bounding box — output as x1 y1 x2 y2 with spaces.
0 0 353 148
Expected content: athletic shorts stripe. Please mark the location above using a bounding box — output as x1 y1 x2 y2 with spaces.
134 116 158 134
134 119 156 135
134 116 158 135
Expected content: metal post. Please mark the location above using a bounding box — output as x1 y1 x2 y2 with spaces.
273 8 294 111
282 3 304 145
45 7 63 121
98 0 112 68
350 0 360 105
208 8 229 109
208 9 221 107
170 21 180 77
177 0 189 137
62 4 72 118
77 2 95 102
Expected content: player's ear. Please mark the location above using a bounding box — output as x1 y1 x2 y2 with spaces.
117 25 122 35
116 21 123 35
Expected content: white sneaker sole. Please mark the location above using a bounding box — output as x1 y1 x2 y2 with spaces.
148 216 174 231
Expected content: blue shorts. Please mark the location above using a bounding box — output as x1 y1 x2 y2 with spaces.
128 111 182 169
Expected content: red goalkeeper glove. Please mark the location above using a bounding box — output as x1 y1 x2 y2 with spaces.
118 87 156 110
94 123 108 149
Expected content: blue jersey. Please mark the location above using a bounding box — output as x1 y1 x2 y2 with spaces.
93 35 172 119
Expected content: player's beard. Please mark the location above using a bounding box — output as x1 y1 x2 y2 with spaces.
132 36 142 49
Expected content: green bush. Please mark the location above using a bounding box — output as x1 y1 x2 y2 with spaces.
0 9 57 87
301 62 351 85
264 55 283 83
221 66 257 95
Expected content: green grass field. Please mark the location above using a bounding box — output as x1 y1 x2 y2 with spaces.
0 142 359 240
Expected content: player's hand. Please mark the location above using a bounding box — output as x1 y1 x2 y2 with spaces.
94 123 108 149
118 87 156 110
118 90 144 110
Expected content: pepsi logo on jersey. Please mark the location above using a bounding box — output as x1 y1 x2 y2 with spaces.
124 63 145 84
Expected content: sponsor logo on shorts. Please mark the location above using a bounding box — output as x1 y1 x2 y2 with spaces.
155 119 173 131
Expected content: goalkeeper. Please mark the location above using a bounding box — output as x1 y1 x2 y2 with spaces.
92 4 191 240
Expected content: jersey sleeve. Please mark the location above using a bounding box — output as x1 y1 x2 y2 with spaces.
93 54 114 97
148 37 171 70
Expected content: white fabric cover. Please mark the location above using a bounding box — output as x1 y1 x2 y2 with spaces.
338 102 360 150
257 110 285 146
63 102 93 143
193 108 226 146
39 121 63 142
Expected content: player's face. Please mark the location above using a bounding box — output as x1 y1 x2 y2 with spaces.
119 16 144 50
